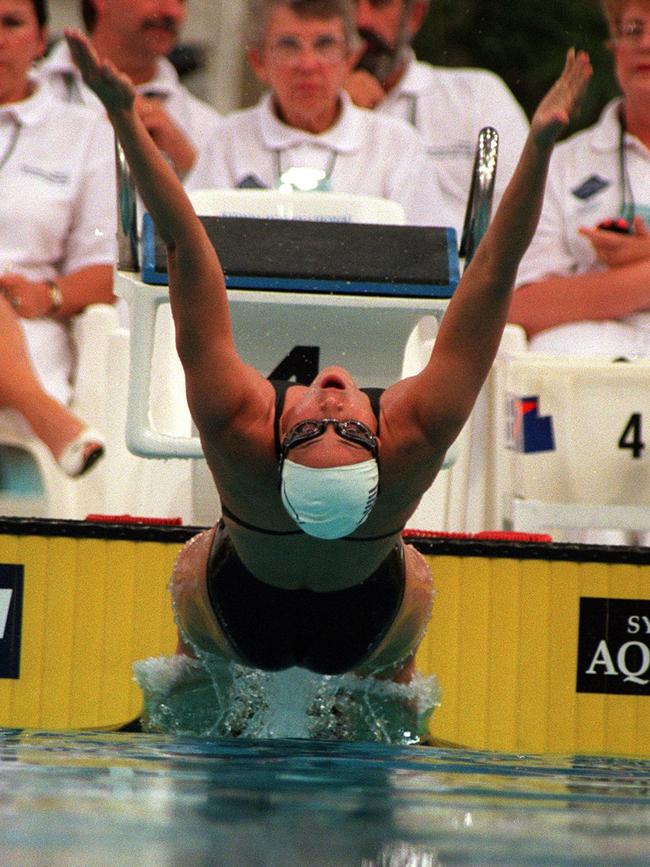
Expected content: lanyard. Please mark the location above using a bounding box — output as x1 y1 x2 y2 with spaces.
0 116 22 172
618 112 636 221
405 92 418 128
274 147 338 192
63 72 84 104
387 91 418 128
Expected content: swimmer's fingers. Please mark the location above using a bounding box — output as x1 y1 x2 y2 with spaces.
64 28 104 87
531 49 592 149
65 28 135 111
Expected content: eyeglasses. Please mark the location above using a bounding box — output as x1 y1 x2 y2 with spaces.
266 34 348 65
280 418 378 467
616 19 650 42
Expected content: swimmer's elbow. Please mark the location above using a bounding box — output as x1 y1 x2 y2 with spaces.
417 407 467 457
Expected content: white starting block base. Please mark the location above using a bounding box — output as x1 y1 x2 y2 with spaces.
114 273 450 525
115 272 450 459
512 499 650 534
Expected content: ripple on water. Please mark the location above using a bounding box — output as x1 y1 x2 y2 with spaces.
0 730 649 865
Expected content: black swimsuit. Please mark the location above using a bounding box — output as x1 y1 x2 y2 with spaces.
207 381 406 675
206 523 404 675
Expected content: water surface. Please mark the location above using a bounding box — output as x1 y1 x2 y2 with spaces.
1 731 648 865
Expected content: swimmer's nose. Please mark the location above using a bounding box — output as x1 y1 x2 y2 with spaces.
320 393 345 413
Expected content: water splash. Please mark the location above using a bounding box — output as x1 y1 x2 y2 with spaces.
134 654 439 744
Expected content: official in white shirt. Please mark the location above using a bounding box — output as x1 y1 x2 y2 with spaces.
187 0 446 228
37 0 221 178
348 0 529 233
0 0 116 476
511 0 650 358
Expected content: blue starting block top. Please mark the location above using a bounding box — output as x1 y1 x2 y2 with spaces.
141 213 459 299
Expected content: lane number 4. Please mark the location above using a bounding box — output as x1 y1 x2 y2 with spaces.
618 413 645 459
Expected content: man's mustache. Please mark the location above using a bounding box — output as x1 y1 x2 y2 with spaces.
142 17 179 36
357 27 394 58
356 28 398 83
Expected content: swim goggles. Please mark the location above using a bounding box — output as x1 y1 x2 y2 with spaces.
280 418 379 469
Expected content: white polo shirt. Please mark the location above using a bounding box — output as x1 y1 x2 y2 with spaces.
0 83 117 403
186 91 448 227
374 51 529 233
515 99 650 356
37 40 222 157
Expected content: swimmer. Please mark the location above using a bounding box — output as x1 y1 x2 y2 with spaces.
67 30 591 700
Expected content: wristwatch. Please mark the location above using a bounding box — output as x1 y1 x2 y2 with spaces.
46 280 63 314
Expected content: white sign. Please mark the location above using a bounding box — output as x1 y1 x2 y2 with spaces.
0 588 12 640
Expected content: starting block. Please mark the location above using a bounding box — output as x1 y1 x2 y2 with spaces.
503 353 650 533
116 191 458 459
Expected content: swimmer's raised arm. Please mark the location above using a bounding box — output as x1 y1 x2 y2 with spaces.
66 29 257 425
405 50 592 447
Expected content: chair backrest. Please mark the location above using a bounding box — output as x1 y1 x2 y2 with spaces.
188 188 405 225
505 354 650 506
0 303 122 520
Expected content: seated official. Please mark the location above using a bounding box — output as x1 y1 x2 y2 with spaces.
510 0 650 358
347 0 529 234
37 0 222 180
0 0 116 476
186 0 445 226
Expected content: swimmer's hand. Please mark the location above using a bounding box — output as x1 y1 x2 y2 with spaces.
65 28 135 113
530 49 592 151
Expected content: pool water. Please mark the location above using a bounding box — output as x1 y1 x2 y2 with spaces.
1 731 648 866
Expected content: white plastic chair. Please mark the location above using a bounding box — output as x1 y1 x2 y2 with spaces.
0 303 121 519
501 352 650 536
405 323 528 533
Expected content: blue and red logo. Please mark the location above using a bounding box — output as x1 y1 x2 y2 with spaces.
508 395 555 454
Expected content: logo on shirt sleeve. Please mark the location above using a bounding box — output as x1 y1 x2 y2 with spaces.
21 165 70 185
571 175 611 200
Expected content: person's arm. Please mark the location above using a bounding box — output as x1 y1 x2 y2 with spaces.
0 265 114 320
509 260 650 337
406 50 593 443
510 215 650 337
66 29 259 428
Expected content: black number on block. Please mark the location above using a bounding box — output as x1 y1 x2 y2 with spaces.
268 346 320 385
618 413 645 459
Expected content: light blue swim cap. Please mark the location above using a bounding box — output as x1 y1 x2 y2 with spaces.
280 458 379 540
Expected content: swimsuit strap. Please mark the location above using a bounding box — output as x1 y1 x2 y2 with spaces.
221 505 303 536
271 379 295 459
360 387 383 437
221 504 401 540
